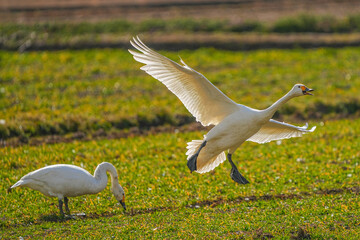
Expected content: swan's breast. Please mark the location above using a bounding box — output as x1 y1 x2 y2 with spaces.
207 108 262 137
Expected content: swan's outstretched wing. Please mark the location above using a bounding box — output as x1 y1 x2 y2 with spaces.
129 36 240 126
247 119 316 144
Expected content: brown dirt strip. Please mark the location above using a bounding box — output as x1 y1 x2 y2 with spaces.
0 122 208 148
2 108 360 148
7 33 360 52
125 186 359 217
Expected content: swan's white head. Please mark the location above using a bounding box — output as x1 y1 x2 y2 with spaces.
291 84 314 97
111 181 126 210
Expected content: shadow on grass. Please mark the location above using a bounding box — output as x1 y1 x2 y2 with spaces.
39 214 68 223
91 186 360 218
39 212 87 222
9 186 359 227
186 186 360 209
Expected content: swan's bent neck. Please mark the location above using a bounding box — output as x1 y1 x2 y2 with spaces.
263 91 295 119
92 162 119 193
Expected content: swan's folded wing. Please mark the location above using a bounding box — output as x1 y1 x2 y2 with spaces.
129 36 240 126
247 119 316 144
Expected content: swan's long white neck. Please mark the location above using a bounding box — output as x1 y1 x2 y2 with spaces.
92 162 119 194
263 90 295 119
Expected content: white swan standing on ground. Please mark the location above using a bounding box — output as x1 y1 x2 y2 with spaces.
9 162 126 215
129 36 316 184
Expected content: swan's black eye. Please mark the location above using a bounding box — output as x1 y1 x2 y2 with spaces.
298 86 300 88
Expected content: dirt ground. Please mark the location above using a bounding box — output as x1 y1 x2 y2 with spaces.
1 0 360 23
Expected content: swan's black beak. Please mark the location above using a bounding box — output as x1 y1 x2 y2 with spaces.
303 87 314 95
119 196 126 210
119 200 126 210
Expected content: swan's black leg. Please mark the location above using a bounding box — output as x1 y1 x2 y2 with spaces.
187 141 207 173
227 153 249 184
58 199 65 216
64 197 70 215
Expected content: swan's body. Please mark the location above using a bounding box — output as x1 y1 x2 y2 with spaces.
129 36 315 184
193 107 265 172
10 162 126 215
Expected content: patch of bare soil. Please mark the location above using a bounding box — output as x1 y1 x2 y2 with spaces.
291 227 311 240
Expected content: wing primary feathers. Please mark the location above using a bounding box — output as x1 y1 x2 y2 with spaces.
247 119 316 144
129 36 240 126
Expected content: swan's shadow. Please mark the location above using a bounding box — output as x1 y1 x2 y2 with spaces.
39 214 66 222
9 186 357 229
39 213 87 222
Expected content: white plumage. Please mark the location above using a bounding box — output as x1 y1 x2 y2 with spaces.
129 39 238 126
129 36 316 184
10 162 126 215
247 119 316 144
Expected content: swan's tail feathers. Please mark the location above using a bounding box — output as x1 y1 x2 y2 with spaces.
196 152 226 174
186 140 226 174
186 140 204 159
186 140 207 173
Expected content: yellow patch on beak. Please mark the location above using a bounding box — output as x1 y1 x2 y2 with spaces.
301 86 306 91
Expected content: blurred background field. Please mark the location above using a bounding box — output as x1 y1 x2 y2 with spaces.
1 0 360 238
2 0 360 51
1 47 360 145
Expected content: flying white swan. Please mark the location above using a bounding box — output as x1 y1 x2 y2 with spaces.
9 162 126 215
129 36 316 184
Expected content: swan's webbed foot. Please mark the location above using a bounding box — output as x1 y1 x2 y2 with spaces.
187 154 198 172
64 197 71 215
230 167 249 184
187 141 207 173
227 153 249 185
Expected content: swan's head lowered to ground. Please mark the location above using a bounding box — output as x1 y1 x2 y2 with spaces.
291 84 314 97
111 178 126 210
9 162 127 215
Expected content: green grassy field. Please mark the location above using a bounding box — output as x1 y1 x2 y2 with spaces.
1 45 360 238
1 118 359 238
1 47 360 142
